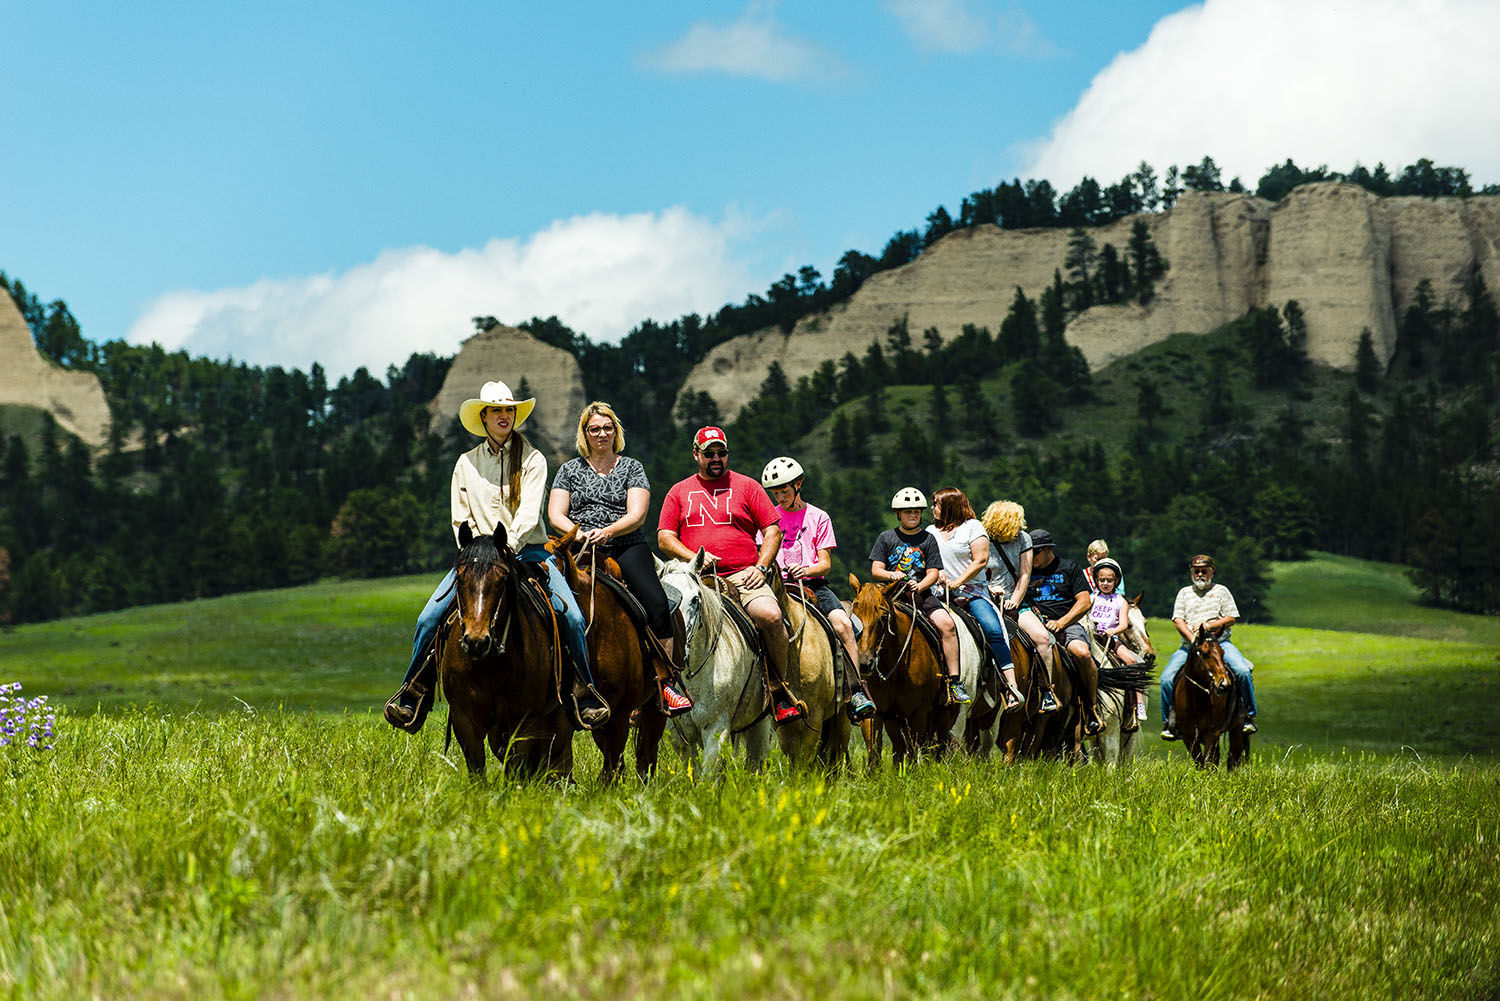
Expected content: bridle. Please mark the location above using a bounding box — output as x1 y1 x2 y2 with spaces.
858 583 919 683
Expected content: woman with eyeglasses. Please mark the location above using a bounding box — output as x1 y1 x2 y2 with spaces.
548 401 692 715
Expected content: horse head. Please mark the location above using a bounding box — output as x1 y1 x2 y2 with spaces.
453 522 515 661
1124 594 1157 668
1188 622 1232 697
848 573 910 674
657 552 712 666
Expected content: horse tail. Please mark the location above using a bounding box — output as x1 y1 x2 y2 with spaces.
1097 662 1151 694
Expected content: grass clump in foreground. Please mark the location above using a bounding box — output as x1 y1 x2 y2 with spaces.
2 711 1497 1001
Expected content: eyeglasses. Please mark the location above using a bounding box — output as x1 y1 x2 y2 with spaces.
586 424 615 435
1191 566 1213 574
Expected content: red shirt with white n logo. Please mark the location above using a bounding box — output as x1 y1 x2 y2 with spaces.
658 470 780 575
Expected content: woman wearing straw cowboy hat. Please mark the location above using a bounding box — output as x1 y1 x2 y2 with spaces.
384 380 610 732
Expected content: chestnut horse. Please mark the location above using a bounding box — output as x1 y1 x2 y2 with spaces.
551 532 669 784
440 524 574 780
1174 624 1251 769
994 616 1077 763
847 575 962 770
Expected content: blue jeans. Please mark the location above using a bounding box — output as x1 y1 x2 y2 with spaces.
1159 639 1256 723
401 546 592 684
962 592 1014 669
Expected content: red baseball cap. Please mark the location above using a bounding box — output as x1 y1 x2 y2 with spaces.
694 426 728 449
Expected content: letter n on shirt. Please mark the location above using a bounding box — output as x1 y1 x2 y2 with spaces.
685 488 733 527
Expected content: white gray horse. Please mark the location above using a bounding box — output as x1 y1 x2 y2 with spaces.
655 552 774 778
1086 596 1157 768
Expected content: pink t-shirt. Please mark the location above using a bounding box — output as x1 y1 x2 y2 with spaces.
658 470 780 575
758 502 837 581
1090 592 1128 634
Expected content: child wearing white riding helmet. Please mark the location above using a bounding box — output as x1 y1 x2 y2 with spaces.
759 457 876 722
1088 557 1142 731
867 487 970 705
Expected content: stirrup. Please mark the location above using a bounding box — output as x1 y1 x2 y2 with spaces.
383 679 432 734
575 683 611 730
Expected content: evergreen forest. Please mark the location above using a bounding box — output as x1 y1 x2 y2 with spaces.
2 155 1498 626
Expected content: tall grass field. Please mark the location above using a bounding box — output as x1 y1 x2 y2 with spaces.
2 553 1497 1000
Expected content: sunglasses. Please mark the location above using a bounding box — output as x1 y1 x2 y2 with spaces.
700 448 728 458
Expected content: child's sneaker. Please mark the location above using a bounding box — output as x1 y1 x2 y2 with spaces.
1135 699 1148 721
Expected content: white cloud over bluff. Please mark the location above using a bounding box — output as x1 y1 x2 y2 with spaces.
127 208 756 378
1022 0 1500 189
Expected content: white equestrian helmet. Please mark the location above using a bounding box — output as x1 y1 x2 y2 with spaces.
890 486 927 510
761 456 805 489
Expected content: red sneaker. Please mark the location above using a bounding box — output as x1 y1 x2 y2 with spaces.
661 683 693 716
773 698 804 725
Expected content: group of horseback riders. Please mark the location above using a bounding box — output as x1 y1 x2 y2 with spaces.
384 379 1258 744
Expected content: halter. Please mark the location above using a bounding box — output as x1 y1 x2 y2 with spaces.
862 583 918 683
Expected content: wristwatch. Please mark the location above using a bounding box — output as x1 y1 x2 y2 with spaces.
756 564 774 575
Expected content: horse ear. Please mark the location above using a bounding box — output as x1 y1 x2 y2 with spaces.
492 523 508 551
1130 592 1143 607
561 525 579 546
689 548 707 574
458 522 475 548
652 553 666 574
849 572 861 591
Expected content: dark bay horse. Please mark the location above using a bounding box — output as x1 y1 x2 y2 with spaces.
994 618 1080 763
848 575 957 771
440 523 574 780
1174 624 1251 769
551 531 669 783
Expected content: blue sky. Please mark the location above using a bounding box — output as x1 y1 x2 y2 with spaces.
3 0 1497 377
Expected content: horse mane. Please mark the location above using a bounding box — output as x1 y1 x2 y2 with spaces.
455 533 512 575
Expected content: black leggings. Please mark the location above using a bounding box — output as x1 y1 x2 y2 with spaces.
600 541 672 639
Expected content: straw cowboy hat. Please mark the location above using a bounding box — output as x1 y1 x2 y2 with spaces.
458 381 536 437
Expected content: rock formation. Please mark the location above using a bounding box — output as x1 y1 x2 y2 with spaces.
0 289 112 447
429 323 587 458
679 183 1500 419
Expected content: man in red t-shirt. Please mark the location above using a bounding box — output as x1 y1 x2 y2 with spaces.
658 426 803 724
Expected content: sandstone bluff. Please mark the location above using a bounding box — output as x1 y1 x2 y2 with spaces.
0 288 111 447
428 322 587 459
676 182 1500 420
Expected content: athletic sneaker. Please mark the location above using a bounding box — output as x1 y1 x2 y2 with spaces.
948 678 972 705
847 691 876 721
1242 720 1257 735
661 683 693 716
1135 700 1148 721
773 695 804 725
1038 690 1060 714
1160 727 1179 741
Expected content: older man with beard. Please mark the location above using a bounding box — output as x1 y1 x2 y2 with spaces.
1159 554 1259 740
657 426 804 724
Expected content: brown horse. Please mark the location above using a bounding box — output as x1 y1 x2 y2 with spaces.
550 532 670 783
440 524 574 780
1174 624 1250 769
993 617 1081 762
848 574 956 770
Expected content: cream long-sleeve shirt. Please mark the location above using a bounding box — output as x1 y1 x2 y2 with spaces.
450 437 548 549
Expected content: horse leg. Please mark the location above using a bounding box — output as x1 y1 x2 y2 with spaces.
593 713 630 785
741 718 773 773
863 717 882 773
634 703 668 783
450 710 489 778
1228 728 1249 770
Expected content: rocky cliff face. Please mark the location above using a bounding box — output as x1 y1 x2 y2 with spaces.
679 183 1500 419
429 323 587 458
0 290 112 447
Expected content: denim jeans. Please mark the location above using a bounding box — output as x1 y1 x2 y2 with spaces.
1159 639 1256 723
961 591 1014 669
401 546 592 685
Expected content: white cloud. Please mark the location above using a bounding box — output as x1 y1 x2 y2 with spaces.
1021 0 1500 190
643 0 847 83
126 208 757 378
885 0 1054 56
